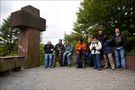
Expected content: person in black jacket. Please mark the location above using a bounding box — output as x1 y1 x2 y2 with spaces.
44 41 54 68
53 39 65 67
112 27 126 69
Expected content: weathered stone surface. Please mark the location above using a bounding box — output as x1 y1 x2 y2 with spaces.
11 10 46 31
14 56 25 68
126 53 135 71
21 5 40 16
0 57 15 72
18 28 40 68
0 56 24 72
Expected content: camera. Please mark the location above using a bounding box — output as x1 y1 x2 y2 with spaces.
92 47 96 50
79 48 83 54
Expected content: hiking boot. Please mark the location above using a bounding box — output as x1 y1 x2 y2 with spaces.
68 64 71 67
52 65 55 68
93 67 98 69
49 66 52 68
98 68 101 71
104 66 108 69
112 67 115 71
83 66 86 69
45 66 48 69
112 68 116 71
76 65 80 68
62 62 65 66
116 66 121 68
122 67 127 70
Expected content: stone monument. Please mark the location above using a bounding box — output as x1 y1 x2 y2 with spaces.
11 5 46 68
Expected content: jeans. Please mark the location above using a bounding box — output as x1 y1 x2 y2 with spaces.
92 54 101 69
86 51 93 66
62 52 72 65
44 54 53 67
114 47 126 68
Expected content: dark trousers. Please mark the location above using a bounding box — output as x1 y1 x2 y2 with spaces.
53 53 63 67
76 53 85 68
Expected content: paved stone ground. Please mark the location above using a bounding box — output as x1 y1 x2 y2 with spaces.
0 66 135 90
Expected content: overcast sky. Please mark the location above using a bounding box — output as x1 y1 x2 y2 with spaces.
0 0 81 45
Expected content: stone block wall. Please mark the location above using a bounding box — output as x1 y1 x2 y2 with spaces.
126 53 135 71
0 56 25 76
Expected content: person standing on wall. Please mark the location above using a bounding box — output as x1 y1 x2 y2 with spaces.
112 27 127 69
102 33 115 70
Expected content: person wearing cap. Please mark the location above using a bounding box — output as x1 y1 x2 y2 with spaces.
90 36 102 71
76 38 87 68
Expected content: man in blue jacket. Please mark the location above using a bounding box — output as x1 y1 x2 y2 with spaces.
102 34 115 70
62 40 73 67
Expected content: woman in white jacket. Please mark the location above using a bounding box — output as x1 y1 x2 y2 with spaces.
90 36 102 71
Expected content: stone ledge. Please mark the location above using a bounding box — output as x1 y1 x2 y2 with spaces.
126 53 135 56
0 56 25 76
126 53 135 71
0 56 25 59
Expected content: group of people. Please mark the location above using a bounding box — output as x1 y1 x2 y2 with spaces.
44 39 73 68
44 27 127 71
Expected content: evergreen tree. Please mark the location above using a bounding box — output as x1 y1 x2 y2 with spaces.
0 16 19 56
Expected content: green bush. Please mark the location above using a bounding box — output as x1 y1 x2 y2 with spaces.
0 44 18 56
40 43 45 65
126 36 135 53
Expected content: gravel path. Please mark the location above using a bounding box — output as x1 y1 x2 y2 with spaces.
0 66 135 90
